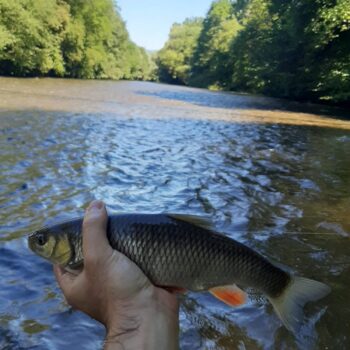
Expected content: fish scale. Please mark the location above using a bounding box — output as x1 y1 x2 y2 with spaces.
101 214 290 294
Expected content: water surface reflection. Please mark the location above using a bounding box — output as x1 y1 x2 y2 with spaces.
0 79 350 349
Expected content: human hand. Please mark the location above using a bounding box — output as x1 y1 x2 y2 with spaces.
54 200 179 350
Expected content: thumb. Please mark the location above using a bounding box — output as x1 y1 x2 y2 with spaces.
82 200 112 264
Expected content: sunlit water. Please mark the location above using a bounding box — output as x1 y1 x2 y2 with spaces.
0 78 350 349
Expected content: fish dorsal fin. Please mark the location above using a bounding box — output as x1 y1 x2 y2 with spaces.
167 214 213 231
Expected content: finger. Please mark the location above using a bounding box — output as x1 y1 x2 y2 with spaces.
82 200 112 264
53 265 77 295
54 265 86 307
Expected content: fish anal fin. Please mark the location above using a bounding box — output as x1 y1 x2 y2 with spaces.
209 284 247 307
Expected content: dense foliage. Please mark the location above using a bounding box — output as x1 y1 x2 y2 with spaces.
0 0 153 80
190 0 241 89
157 18 203 85
157 0 350 104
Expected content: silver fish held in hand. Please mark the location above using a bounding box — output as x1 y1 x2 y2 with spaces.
28 213 330 332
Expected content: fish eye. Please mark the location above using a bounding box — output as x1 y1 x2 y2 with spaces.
36 233 47 246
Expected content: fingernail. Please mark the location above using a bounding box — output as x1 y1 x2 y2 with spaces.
87 200 104 212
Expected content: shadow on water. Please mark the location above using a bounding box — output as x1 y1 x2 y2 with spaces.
136 88 350 121
1 80 350 349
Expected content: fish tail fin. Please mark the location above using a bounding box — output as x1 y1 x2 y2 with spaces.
268 276 330 332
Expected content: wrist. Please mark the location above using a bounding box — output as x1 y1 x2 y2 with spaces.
104 286 179 350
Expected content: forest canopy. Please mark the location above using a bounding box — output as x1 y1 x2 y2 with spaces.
0 0 153 80
0 0 349 105
157 0 350 105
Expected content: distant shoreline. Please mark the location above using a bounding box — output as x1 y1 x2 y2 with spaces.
1 75 349 111
0 77 349 131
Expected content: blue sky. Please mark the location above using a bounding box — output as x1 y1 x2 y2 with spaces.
117 0 213 51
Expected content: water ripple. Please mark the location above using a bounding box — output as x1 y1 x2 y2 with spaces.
1 84 350 349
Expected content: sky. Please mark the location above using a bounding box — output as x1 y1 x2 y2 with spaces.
117 0 213 51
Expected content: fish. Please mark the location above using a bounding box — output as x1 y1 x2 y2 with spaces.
28 213 330 332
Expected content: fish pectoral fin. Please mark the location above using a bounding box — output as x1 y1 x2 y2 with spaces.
209 284 247 307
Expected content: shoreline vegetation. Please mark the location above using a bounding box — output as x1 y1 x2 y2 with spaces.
157 0 350 107
0 0 349 107
0 0 155 81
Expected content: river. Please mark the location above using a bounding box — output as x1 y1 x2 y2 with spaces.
0 77 350 349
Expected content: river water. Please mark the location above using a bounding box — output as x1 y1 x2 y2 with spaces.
0 78 350 349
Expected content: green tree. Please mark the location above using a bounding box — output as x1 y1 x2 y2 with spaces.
229 0 350 103
123 42 153 80
63 0 130 79
229 0 274 93
0 0 69 76
157 0 349 105
306 0 350 103
189 0 241 89
0 0 152 80
156 18 203 85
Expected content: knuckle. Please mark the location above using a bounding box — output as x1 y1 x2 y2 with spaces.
84 252 99 267
84 251 107 274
